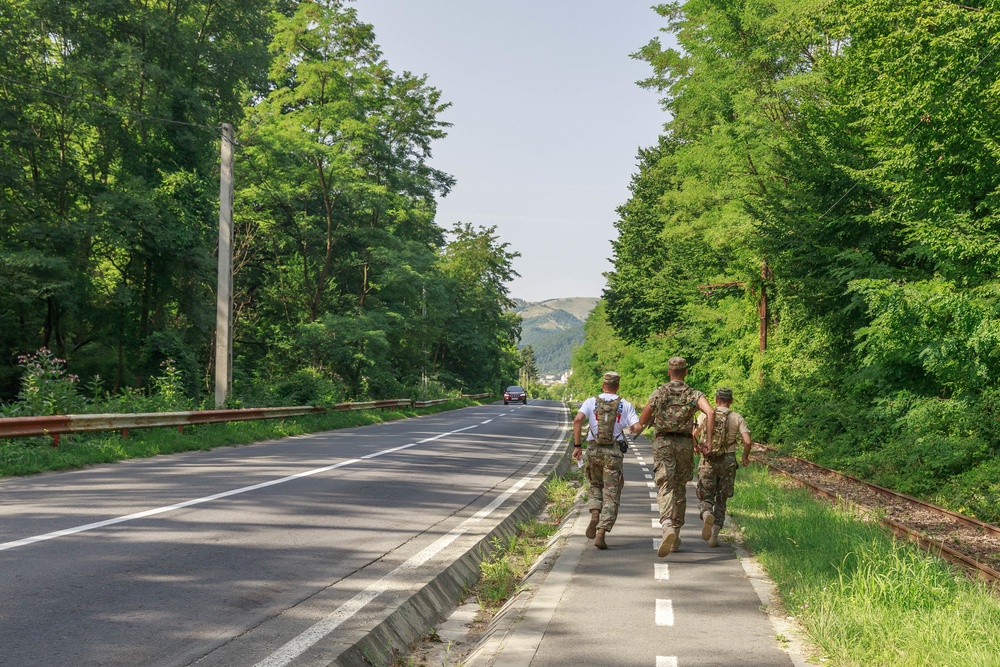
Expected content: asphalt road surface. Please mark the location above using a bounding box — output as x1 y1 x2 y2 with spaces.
0 400 568 667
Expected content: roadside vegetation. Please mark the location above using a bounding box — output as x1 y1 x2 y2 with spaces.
472 472 581 609
1 0 521 412
570 1 1000 525
729 466 1000 666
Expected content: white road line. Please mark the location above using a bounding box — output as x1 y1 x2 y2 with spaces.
0 423 485 553
653 539 661 551
481 419 493 424
649 492 657 499
647 482 656 489
655 599 674 626
657 657 678 667
651 518 660 529
641 467 650 473
650 503 658 512
254 419 571 667
644 474 653 479
655 563 669 581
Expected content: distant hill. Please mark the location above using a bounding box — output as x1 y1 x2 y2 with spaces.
514 297 599 374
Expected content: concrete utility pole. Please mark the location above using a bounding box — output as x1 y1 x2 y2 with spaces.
214 123 235 408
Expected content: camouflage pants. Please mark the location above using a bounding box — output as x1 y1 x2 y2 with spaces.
697 453 738 525
653 435 694 528
585 445 624 532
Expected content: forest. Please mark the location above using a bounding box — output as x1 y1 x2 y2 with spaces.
0 0 522 410
570 0 1000 523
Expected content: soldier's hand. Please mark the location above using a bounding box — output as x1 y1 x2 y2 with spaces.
572 446 582 461
741 456 750 467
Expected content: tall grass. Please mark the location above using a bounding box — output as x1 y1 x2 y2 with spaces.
730 465 1000 666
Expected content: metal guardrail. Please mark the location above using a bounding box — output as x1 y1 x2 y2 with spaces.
0 393 492 447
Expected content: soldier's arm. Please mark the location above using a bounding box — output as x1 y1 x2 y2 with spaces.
572 411 586 460
741 430 752 467
697 395 715 453
630 404 654 435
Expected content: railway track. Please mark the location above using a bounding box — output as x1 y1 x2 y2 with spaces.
753 444 1000 584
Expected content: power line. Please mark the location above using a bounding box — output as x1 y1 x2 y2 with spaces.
0 73 220 132
817 35 1000 220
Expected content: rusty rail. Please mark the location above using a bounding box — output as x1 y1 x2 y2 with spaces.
0 393 492 447
755 444 1000 584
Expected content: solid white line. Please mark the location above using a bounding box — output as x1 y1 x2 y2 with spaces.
655 563 669 581
657 657 678 667
0 423 484 553
655 599 674 626
255 418 571 667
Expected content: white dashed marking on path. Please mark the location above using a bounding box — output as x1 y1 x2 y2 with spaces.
644 474 653 479
655 563 669 581
647 482 656 489
651 518 661 529
650 503 658 512
649 492 657 499
657 657 678 667
655 599 674 626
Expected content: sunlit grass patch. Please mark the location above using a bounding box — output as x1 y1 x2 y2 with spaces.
729 465 1000 666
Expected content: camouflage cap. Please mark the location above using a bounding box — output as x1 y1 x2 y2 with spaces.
602 370 621 384
716 387 734 401
668 356 687 371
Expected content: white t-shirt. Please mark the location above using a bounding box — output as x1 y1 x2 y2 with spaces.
578 393 639 442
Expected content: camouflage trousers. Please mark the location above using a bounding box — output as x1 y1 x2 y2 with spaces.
584 445 625 531
653 435 694 528
697 453 738 525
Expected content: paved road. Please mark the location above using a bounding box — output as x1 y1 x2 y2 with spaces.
480 435 797 667
0 401 568 667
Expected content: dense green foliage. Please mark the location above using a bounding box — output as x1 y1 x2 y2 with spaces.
0 0 520 407
573 0 1000 522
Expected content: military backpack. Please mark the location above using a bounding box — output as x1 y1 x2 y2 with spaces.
706 407 738 455
592 396 623 446
653 382 699 436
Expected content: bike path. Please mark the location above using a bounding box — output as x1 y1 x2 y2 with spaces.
475 436 803 667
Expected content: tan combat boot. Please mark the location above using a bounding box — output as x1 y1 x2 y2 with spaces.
657 522 676 558
708 525 721 547
586 509 600 540
701 512 715 541
594 528 608 550
672 526 682 552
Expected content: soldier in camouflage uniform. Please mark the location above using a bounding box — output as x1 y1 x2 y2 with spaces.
631 357 715 558
694 388 752 546
572 371 639 549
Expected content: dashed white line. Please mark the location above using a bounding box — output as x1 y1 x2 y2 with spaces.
649 492 657 499
651 518 661 529
1 422 488 553
653 539 661 551
647 482 656 489
657 657 678 667
655 563 669 581
644 473 653 479
481 419 493 424
655 599 674 626
650 503 658 512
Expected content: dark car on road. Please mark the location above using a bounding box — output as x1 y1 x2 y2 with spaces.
504 386 528 405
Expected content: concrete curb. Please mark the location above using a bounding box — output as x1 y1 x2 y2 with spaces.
327 414 573 667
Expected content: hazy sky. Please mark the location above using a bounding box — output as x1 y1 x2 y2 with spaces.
352 1 674 303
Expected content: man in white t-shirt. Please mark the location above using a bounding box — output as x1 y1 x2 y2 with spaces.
572 371 639 549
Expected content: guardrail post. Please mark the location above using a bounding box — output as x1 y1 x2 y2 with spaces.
121 428 129 439
51 433 60 448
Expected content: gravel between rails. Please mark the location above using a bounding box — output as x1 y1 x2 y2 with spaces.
754 445 1000 573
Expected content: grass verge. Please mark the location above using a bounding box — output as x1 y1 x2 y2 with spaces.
472 470 583 609
0 398 481 478
729 464 1000 666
